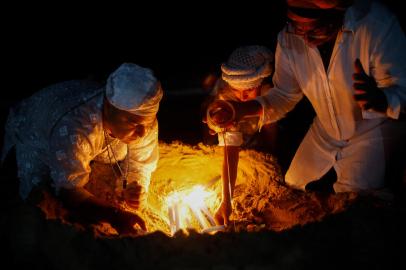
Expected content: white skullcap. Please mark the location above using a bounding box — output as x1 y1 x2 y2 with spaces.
106 63 163 116
221 45 274 91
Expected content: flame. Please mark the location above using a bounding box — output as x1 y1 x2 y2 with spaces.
165 185 217 235
183 185 211 208
38 143 289 237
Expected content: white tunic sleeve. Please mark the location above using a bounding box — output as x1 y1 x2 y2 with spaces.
48 120 95 191
256 35 303 128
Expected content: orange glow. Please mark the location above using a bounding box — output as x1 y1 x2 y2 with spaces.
165 185 218 235
40 143 350 238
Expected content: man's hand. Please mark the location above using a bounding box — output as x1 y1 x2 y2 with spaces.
59 188 147 235
110 209 147 235
202 115 217 135
214 200 232 226
353 58 388 113
123 182 144 210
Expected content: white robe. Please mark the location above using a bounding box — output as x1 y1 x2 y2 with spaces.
256 0 406 192
3 80 159 199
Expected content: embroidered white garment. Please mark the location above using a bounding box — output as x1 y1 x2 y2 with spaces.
3 80 159 199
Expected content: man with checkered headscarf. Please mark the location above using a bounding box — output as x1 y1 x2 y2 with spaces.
205 45 275 225
2 63 163 234
207 0 406 210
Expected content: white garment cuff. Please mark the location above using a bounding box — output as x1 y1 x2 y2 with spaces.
218 131 243 146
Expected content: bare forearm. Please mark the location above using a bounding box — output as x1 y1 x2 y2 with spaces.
222 146 239 200
59 187 147 233
59 187 116 222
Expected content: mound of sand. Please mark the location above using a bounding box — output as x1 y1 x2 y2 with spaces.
38 142 357 236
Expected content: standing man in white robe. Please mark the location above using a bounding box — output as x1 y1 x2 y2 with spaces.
207 0 406 194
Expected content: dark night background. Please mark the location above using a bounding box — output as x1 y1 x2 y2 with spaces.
1 1 406 269
1 1 404 144
1 1 286 146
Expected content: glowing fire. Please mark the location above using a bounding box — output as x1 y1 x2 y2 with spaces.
165 185 221 235
38 143 291 237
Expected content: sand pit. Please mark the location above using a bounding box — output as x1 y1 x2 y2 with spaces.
38 142 357 236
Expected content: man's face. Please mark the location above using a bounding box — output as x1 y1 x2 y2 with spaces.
103 100 156 144
287 9 344 46
231 86 260 102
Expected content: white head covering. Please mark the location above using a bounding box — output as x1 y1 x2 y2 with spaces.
221 45 274 91
106 63 163 116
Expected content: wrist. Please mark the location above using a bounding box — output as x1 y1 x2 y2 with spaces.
221 199 232 210
221 194 231 203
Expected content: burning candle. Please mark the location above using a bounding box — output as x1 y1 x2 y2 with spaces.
200 204 216 227
189 205 207 230
184 216 192 228
168 205 176 235
165 184 218 234
201 225 225 234
173 202 180 232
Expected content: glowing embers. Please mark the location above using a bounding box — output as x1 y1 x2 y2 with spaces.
165 185 224 235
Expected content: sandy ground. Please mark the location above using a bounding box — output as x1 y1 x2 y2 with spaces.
38 142 359 235
1 141 405 269
1 90 405 269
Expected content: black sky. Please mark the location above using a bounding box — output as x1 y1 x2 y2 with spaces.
2 1 404 105
3 2 288 99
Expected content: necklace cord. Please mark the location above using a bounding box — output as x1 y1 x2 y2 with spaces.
103 129 129 190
